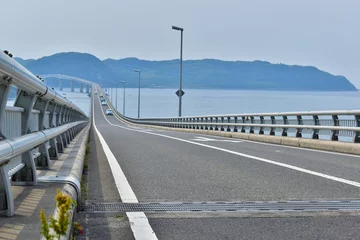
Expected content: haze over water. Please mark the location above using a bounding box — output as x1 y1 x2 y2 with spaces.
105 88 359 118
7 88 359 118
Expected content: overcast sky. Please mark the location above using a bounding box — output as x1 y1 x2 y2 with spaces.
2 0 359 87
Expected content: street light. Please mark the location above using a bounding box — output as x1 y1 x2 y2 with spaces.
134 69 141 118
111 87 113 105
115 82 118 110
121 81 126 115
108 80 117 110
172 25 184 117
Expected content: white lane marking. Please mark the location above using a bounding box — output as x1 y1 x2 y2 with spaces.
96 95 360 189
192 136 242 143
93 96 158 240
189 131 360 158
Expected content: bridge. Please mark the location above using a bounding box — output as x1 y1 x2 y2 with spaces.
1 52 360 239
42 74 92 93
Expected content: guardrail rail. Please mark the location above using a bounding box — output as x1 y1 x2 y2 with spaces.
99 86 360 144
0 51 89 216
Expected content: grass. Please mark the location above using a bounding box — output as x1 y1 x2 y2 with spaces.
115 214 127 220
80 131 91 205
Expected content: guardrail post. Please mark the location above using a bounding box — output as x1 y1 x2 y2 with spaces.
241 117 246 133
312 115 320 139
270 116 276 135
56 106 65 152
215 117 218 131
227 117 231 132
0 78 11 140
12 90 38 185
69 110 75 140
63 107 69 124
14 90 38 135
62 107 69 147
62 108 70 145
48 103 60 159
34 98 49 130
249 116 254 133
259 116 264 134
331 115 339 141
0 164 14 216
220 117 224 131
353 115 360 143
34 98 51 168
282 116 288 136
12 150 38 186
56 105 63 126
296 115 303 138
234 117 238 132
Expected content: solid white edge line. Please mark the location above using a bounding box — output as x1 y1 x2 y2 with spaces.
98 94 360 189
93 94 158 240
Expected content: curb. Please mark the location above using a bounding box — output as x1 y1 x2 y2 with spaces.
46 123 90 240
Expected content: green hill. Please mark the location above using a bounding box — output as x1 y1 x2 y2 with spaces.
15 52 357 91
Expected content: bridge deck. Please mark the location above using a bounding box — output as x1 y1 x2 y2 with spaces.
77 94 360 239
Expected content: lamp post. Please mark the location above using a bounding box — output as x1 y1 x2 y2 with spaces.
111 87 113 105
115 83 118 110
121 81 126 115
172 25 184 117
108 80 117 110
134 69 141 118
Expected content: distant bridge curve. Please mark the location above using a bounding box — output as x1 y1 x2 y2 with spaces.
42 74 93 93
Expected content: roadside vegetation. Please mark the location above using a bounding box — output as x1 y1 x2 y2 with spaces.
40 189 73 240
81 133 91 205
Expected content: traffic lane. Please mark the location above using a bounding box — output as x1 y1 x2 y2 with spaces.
118 127 360 184
148 215 360 240
94 102 360 201
103 107 360 189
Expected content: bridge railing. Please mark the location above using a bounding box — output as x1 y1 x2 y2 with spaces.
99 87 360 143
0 51 89 216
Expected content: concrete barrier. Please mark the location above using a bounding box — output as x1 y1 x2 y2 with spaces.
47 123 90 240
122 116 360 155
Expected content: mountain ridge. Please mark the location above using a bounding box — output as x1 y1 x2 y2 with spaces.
14 52 357 91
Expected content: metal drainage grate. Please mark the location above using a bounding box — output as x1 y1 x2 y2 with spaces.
81 201 360 213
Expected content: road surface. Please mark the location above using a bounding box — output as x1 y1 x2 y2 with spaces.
78 93 360 240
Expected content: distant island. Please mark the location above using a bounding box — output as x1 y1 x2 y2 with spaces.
15 52 356 91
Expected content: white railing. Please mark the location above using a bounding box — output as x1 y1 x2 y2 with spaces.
0 51 90 216
100 87 360 143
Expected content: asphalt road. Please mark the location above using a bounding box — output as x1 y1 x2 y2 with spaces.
90 94 360 240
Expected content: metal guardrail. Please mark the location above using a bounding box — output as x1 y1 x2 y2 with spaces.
99 87 360 143
0 52 90 216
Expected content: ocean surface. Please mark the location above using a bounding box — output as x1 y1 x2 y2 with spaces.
7 88 360 118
